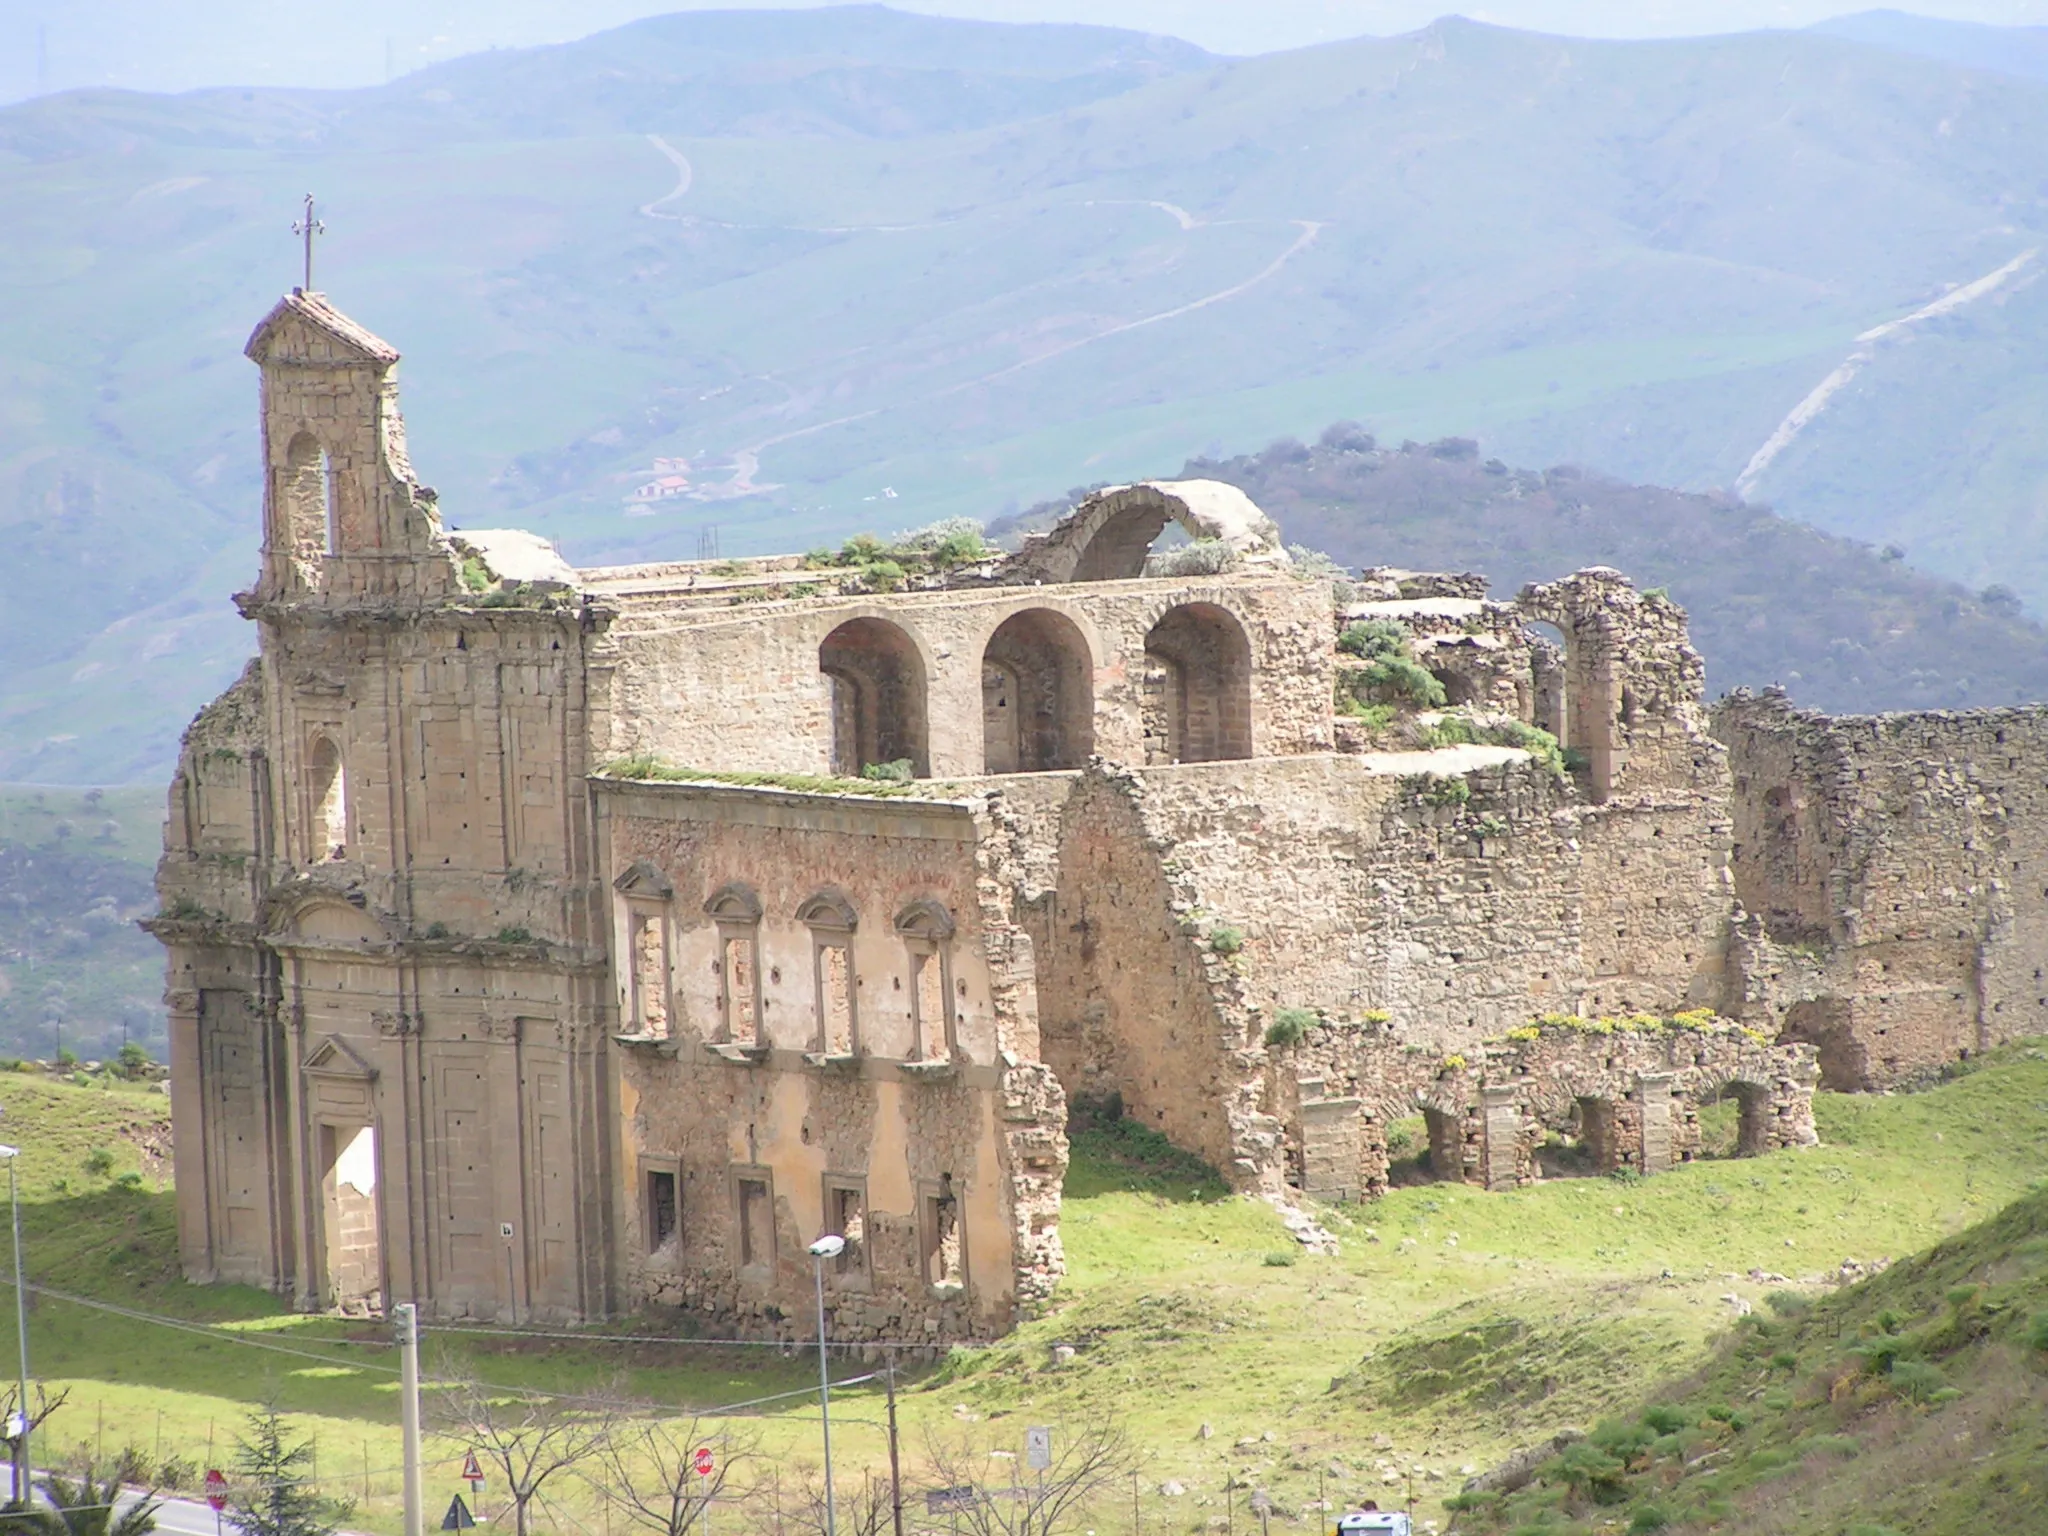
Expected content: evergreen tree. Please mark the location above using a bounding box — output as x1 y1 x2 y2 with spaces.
225 1408 351 1536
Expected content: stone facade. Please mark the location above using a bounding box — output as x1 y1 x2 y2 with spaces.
151 293 2048 1336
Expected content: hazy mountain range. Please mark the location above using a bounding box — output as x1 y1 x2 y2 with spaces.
8 4 2048 99
6 6 2048 782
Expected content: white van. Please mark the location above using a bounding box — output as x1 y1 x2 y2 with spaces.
1335 1512 1411 1536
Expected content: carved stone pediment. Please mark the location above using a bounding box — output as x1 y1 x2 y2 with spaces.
613 860 674 899
303 1033 379 1081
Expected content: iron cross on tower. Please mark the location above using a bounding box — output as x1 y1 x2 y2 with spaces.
292 193 325 292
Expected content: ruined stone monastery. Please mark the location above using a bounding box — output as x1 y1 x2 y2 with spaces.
150 292 2048 1336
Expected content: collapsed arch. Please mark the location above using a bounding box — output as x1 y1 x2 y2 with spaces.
981 608 1095 774
820 617 929 778
1007 481 1287 584
1142 603 1253 764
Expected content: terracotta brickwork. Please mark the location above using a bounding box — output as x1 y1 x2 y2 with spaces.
151 293 2048 1336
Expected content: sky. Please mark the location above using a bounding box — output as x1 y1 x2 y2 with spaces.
2 0 2046 99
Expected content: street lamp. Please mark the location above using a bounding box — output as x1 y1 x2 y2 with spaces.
807 1234 846 1536
0 1146 27 1510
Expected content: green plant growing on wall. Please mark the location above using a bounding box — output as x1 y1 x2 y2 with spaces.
1264 1008 1318 1048
1417 775 1472 807
1207 926 1245 956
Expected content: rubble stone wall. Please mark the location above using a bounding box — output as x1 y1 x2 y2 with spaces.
1716 692 2048 1085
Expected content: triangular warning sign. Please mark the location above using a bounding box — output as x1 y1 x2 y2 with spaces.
442 1493 476 1530
462 1450 484 1482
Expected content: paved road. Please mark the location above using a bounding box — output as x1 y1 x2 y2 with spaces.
2 1466 373 1535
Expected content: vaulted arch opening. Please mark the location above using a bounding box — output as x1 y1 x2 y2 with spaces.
1693 1081 1772 1159
281 431 339 572
1142 603 1253 764
981 608 1094 774
820 618 929 779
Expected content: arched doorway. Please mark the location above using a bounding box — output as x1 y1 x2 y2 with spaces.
1142 603 1253 764
820 618 929 778
981 609 1094 774
1693 1081 1771 1159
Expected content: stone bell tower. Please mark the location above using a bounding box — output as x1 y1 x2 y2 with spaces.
243 289 461 604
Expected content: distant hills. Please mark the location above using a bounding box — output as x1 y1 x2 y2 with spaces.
7 7 2048 780
1169 429 2048 716
1813 9 2048 81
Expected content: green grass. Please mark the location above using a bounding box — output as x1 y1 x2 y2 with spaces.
5 1049 2048 1530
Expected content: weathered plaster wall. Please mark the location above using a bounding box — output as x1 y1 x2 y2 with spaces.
598 782 1065 1341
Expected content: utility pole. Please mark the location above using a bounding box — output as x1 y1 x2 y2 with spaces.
395 1303 423 1536
884 1352 904 1536
3 1149 28 1511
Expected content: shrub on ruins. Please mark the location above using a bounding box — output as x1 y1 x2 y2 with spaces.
1264 1008 1318 1048
1336 619 1408 660
1206 925 1245 956
1149 538 1240 577
861 758 914 784
1361 655 1447 708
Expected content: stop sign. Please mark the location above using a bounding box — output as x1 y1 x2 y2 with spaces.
204 1468 227 1512
694 1446 714 1478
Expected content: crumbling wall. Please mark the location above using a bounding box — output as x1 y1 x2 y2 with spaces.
600 779 1064 1341
591 574 1332 780
1035 763 1275 1186
1126 753 1587 1045
1716 691 2048 1085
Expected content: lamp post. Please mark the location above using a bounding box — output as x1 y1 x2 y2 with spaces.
807 1234 846 1536
0 1146 27 1509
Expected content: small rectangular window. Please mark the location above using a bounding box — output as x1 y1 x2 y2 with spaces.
921 1180 962 1289
910 948 950 1060
737 1175 772 1270
723 934 759 1045
824 1177 869 1288
646 1169 677 1253
630 911 669 1038
817 941 855 1055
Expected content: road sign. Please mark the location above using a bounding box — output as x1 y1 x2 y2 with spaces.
442 1493 477 1529
694 1445 715 1477
1025 1426 1052 1472
204 1468 227 1512
461 1450 483 1483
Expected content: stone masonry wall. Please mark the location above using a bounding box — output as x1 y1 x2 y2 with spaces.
1716 691 2048 1085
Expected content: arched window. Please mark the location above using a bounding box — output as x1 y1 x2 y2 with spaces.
980 609 1093 774
281 432 340 578
1524 621 1569 746
895 899 956 1062
819 618 929 779
798 890 860 1056
308 735 348 861
1141 603 1253 764
706 884 763 1046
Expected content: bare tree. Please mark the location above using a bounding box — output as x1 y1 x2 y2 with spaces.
782 1462 893 1536
919 1422 1136 1536
429 1364 621 1536
0 1386 70 1513
587 1412 759 1536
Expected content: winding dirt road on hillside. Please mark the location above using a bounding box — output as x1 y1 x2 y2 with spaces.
631 136 1327 500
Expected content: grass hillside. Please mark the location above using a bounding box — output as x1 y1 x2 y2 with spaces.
1460 1164 2048 1533
0 784 164 1061
1814 10 2048 83
1186 430 2048 715
9 12 2048 779
5 1043 2047 1532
